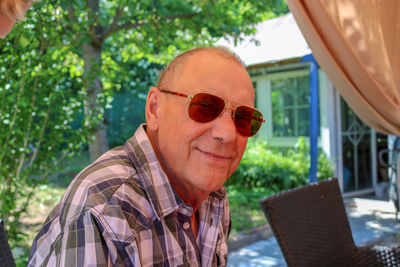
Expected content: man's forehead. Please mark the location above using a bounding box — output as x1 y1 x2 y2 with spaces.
175 51 246 85
185 49 242 67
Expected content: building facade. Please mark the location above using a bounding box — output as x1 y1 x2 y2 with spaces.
219 13 388 196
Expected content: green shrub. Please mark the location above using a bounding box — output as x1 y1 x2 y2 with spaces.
227 137 334 191
227 137 334 233
228 186 269 233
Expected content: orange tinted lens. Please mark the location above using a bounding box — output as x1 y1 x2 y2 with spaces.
234 106 263 137
188 93 225 122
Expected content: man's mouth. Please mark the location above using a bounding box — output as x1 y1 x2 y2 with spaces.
196 148 232 161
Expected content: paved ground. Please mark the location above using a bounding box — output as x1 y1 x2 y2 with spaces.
227 197 400 267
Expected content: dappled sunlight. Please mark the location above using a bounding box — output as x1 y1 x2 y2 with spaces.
247 256 283 267
344 197 400 246
366 221 394 233
347 198 397 218
321 0 395 90
237 248 260 257
228 238 286 267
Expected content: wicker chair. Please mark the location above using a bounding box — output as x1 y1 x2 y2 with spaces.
259 178 400 267
0 220 16 267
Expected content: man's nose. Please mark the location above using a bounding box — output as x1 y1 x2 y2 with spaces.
210 107 237 143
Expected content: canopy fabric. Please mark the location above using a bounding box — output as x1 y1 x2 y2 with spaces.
287 0 400 135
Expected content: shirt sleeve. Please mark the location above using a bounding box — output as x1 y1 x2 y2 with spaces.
57 212 112 266
28 211 114 267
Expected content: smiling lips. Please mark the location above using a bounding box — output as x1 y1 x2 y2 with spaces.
196 147 232 161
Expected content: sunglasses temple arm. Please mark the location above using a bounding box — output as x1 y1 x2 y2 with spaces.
253 117 265 123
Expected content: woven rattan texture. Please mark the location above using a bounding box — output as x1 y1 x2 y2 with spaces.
347 246 400 267
259 178 400 267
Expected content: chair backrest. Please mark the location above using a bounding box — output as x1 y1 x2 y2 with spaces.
0 220 16 267
259 178 356 267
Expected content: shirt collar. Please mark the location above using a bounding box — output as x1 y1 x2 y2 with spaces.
124 124 226 219
124 124 185 219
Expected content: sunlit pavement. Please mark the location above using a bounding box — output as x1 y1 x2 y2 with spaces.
228 197 400 267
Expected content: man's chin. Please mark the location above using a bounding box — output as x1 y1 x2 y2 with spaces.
200 176 228 192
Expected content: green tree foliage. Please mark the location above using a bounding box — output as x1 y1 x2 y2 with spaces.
59 0 279 161
0 3 88 242
0 0 283 245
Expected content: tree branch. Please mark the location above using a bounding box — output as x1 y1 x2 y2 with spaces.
102 12 200 40
66 4 76 31
86 0 103 47
165 12 198 20
28 78 60 168
28 90 53 168
101 7 123 41
15 75 39 179
104 20 146 37
0 66 26 168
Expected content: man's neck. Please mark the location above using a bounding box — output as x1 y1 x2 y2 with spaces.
172 181 209 212
191 210 200 239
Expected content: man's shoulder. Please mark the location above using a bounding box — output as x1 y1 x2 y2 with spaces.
30 144 156 263
59 145 147 227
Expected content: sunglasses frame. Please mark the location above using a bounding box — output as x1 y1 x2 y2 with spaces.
160 89 265 137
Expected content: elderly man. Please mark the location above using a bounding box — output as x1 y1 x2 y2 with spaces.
28 47 264 266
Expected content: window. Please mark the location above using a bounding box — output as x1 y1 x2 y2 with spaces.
271 75 309 137
252 81 257 107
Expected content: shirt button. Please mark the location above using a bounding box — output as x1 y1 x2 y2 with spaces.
183 222 190 230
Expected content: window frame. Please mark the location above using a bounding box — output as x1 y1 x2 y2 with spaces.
251 64 315 147
270 70 310 138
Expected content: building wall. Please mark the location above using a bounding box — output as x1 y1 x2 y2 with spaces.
251 63 329 146
250 63 378 195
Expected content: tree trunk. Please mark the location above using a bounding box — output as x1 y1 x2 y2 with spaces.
83 42 108 161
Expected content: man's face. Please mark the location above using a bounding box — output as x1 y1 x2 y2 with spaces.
153 51 254 197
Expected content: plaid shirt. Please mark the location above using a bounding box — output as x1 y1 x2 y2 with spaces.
28 124 231 267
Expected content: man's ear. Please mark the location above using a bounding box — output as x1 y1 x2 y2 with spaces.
145 87 162 130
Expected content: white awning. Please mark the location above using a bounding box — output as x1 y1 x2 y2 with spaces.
218 13 311 67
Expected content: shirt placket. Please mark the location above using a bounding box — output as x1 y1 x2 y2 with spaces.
177 207 202 266
198 196 224 267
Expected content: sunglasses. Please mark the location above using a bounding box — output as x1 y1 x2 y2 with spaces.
160 89 265 137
